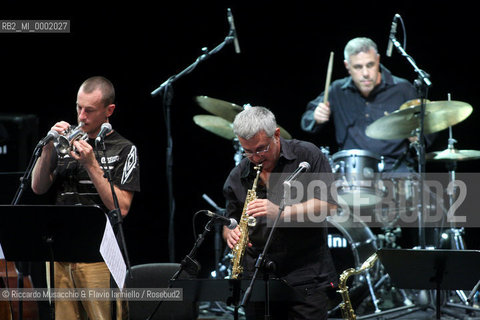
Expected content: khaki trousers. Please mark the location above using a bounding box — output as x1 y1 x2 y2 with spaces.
54 261 111 320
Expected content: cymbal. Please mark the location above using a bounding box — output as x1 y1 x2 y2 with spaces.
279 127 292 140
193 115 236 140
398 98 431 110
426 148 480 161
366 100 473 140
195 95 293 139
195 96 243 123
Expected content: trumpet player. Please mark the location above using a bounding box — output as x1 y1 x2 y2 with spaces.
31 76 140 320
223 107 337 320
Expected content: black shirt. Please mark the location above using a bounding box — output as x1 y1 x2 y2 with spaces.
53 130 141 211
301 65 420 171
223 138 337 286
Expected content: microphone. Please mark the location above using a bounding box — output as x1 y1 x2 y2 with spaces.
95 122 112 142
227 8 241 54
38 130 59 147
205 210 238 230
386 14 400 57
284 162 310 186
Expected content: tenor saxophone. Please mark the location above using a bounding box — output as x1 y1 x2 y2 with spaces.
230 164 262 279
338 253 379 320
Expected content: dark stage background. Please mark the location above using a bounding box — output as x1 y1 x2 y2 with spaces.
1 1 479 277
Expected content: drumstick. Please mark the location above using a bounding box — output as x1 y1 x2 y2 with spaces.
323 51 334 103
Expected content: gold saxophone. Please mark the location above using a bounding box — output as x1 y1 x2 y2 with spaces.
230 164 263 279
338 252 379 320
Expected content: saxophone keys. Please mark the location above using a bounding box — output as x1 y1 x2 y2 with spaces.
247 216 257 227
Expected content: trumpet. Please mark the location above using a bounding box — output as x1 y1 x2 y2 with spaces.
54 122 88 157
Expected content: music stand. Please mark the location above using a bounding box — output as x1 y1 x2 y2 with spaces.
0 205 106 262
0 205 107 319
378 248 480 319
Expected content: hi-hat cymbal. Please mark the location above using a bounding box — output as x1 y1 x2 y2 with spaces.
195 95 293 139
366 100 473 140
426 148 480 161
195 96 243 123
193 115 235 140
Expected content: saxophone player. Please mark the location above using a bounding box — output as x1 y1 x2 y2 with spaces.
223 106 337 320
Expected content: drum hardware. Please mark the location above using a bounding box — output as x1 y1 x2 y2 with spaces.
431 102 478 308
377 227 402 249
320 146 335 170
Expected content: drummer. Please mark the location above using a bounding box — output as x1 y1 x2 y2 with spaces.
301 37 435 172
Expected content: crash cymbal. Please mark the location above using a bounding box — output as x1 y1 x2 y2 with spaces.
366 100 473 140
193 115 235 140
426 148 480 161
195 95 293 139
195 96 243 123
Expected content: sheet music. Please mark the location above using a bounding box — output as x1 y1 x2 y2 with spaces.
100 215 126 289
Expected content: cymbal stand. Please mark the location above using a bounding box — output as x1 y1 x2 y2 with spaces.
436 94 473 308
438 95 466 252
442 125 470 305
391 33 431 249
359 17 452 320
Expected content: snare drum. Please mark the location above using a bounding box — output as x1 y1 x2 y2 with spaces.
332 149 384 207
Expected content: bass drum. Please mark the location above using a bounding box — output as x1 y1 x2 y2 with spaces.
326 213 378 313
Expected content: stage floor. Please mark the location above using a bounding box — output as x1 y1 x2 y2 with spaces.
196 301 480 320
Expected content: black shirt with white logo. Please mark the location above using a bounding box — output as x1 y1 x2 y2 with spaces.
53 130 140 211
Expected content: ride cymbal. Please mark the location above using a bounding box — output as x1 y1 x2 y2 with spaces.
366 100 473 140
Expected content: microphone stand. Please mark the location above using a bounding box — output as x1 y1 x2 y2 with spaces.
202 194 227 278
150 22 237 263
240 183 291 318
390 35 432 249
146 217 214 320
95 138 132 278
11 140 46 205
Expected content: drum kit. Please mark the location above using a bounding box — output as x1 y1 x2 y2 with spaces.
327 97 479 317
193 94 479 316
